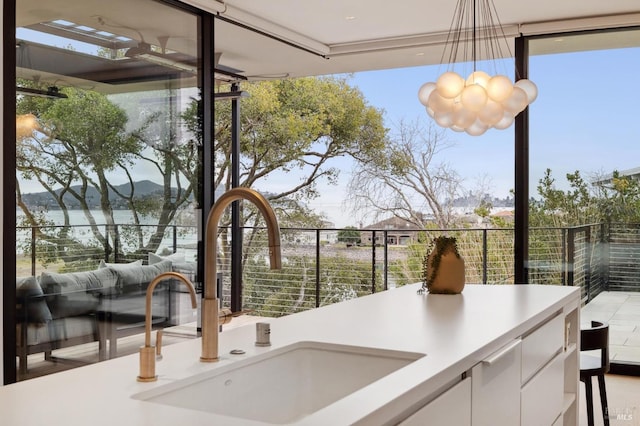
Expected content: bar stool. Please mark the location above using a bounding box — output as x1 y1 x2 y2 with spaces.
580 320 610 426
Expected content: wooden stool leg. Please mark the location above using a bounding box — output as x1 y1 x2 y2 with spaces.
585 378 595 426
597 374 609 426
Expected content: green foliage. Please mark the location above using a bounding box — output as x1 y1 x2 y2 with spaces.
337 226 361 245
213 77 386 214
474 198 493 218
242 253 381 317
531 168 640 226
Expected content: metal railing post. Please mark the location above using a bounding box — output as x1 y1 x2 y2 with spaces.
482 229 488 284
567 227 576 291
31 227 36 276
383 230 388 290
315 229 321 308
585 226 592 297
561 229 567 286
113 224 119 263
104 224 110 263
371 231 376 294
172 225 177 253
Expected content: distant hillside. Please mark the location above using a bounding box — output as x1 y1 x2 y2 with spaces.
20 180 170 210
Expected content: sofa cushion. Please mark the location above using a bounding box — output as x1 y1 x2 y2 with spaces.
16 276 52 325
148 252 185 265
106 260 172 290
40 268 118 318
149 252 196 282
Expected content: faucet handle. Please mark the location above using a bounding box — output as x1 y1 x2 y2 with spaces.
218 308 254 325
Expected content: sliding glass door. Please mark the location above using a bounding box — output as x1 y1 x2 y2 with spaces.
528 28 640 371
12 0 203 381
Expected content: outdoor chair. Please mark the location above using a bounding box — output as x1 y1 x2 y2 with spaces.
580 320 610 426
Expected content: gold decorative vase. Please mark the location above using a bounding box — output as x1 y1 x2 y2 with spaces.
421 236 465 294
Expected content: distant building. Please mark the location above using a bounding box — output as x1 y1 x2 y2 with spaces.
490 209 515 223
593 166 640 187
362 217 422 246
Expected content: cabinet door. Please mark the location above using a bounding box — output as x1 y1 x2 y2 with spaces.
399 377 471 426
472 339 522 426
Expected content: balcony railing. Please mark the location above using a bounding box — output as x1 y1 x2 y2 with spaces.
16 222 640 318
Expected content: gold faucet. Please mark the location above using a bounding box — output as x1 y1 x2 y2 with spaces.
138 272 198 382
201 188 281 362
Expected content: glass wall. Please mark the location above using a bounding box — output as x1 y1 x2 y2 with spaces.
528 28 640 368
15 0 202 380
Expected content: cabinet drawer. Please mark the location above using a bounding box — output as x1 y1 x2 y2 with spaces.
521 352 564 426
398 377 471 426
521 313 563 384
472 339 522 426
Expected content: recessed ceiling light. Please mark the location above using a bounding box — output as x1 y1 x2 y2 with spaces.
554 38 564 42
415 52 425 56
345 16 356 21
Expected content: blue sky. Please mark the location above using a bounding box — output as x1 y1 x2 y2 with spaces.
298 44 640 227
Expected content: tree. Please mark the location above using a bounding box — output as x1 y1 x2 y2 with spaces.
16 84 195 264
209 77 387 267
337 227 361 246
347 119 462 229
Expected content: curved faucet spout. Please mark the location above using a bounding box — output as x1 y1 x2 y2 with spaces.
201 187 282 362
204 188 281 300
138 272 198 382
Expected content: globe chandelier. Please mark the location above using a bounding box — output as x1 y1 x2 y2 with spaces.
418 0 538 136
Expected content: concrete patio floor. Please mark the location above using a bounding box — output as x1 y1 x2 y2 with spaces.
580 291 640 364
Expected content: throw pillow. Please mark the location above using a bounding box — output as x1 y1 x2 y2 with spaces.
99 259 143 269
16 276 52 325
148 251 186 265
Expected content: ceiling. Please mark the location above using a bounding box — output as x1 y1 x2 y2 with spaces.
202 0 640 80
15 0 640 92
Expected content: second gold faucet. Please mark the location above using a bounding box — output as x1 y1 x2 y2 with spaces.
201 188 282 362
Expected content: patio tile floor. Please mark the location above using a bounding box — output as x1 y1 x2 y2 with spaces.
581 291 640 364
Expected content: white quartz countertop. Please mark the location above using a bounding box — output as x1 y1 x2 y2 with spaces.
0 283 579 426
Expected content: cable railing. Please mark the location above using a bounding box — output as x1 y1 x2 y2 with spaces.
17 222 640 318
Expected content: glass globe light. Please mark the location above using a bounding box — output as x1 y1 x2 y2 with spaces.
502 86 528 115
434 111 454 128
461 84 488 112
515 79 538 104
428 90 455 113
494 111 514 130
426 106 436 118
451 103 477 129
16 113 40 139
477 99 503 127
450 125 465 132
436 71 465 99
466 71 491 88
486 75 513 102
418 82 437 106
465 119 488 136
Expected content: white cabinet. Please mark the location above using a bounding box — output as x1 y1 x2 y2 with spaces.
521 352 564 426
394 289 580 426
520 313 565 426
399 377 471 426
472 339 522 426
521 314 564 383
